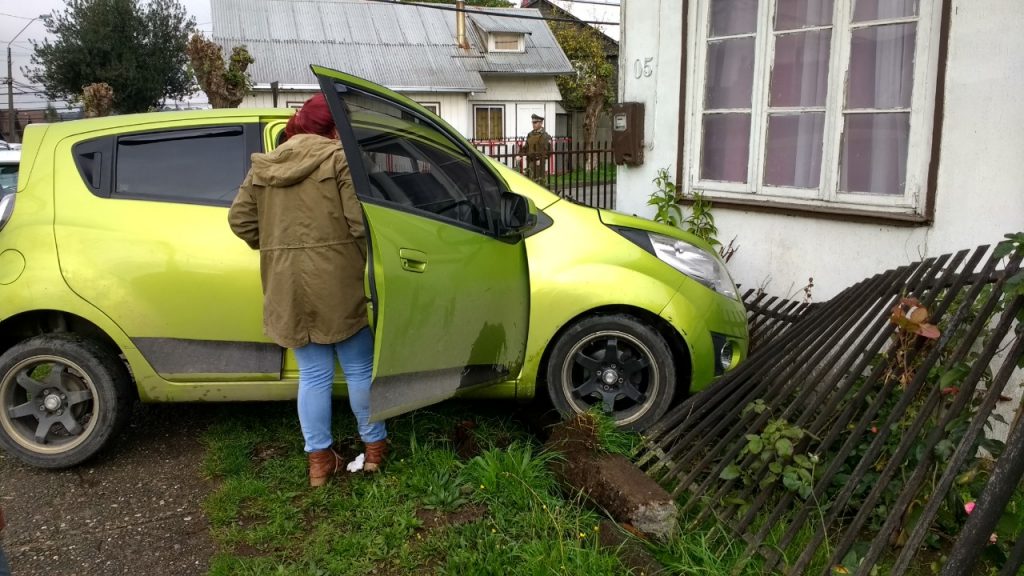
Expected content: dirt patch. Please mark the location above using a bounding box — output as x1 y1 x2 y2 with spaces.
545 413 676 551
0 403 229 576
251 441 288 465
414 503 488 531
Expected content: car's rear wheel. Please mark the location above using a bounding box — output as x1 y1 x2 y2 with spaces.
0 334 133 469
546 314 675 431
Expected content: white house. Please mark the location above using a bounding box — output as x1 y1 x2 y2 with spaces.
211 0 573 140
617 0 1024 301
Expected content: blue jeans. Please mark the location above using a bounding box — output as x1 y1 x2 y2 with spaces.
0 544 9 576
293 327 386 452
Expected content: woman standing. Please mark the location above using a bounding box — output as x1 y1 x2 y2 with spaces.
229 94 387 486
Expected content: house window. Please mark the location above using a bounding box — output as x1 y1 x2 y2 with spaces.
418 102 440 116
688 0 942 216
489 32 525 53
474 106 505 140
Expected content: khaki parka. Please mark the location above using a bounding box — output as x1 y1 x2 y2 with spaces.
229 134 368 349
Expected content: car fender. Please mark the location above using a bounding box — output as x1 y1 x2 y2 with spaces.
508 198 748 399
0 181 159 399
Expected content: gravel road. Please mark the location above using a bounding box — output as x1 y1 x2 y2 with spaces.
0 404 226 576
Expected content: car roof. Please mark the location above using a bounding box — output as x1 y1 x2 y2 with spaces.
25 109 295 141
0 150 19 165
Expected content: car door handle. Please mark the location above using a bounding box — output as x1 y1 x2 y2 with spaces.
399 248 427 273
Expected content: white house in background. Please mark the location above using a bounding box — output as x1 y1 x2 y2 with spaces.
617 0 1024 300
211 0 573 140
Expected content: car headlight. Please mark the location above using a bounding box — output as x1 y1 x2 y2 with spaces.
648 233 739 299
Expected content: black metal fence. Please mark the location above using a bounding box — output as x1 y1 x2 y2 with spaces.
637 244 1024 575
740 290 812 353
470 137 617 209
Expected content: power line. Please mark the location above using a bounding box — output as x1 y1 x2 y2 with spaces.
365 0 619 26
0 12 44 21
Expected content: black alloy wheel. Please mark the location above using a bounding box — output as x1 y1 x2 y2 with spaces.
547 314 676 431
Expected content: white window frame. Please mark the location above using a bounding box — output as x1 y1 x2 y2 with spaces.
685 0 943 216
489 32 525 53
418 102 440 116
473 105 505 140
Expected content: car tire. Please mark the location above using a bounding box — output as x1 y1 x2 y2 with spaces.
0 334 133 469
546 314 675 431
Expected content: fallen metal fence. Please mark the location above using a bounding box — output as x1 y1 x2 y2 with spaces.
740 289 813 353
638 244 1024 575
471 137 616 209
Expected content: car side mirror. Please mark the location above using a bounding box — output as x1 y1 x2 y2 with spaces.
500 192 537 237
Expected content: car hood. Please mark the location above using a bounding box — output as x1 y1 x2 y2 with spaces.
487 159 561 211
597 209 717 254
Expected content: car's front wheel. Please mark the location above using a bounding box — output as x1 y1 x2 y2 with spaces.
546 314 676 430
0 334 133 469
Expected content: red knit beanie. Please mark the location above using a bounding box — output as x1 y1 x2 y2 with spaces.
285 93 335 139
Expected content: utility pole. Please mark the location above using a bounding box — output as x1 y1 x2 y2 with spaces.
6 46 12 142
6 15 46 143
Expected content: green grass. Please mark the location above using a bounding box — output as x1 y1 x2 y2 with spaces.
547 162 616 188
202 401 637 575
202 400 847 575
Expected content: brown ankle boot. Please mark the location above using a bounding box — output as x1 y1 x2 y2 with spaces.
308 448 343 487
363 440 389 473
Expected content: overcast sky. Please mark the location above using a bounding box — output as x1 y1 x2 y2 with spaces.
1 0 213 109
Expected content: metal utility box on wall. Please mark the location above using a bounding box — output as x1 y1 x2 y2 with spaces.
611 102 645 166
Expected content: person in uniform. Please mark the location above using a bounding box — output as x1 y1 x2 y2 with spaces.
521 113 552 185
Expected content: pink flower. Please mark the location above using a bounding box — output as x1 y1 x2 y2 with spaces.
989 533 998 544
964 502 976 515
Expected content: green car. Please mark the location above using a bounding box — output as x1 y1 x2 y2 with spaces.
0 67 747 468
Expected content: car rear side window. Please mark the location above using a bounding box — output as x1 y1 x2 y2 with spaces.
113 126 247 206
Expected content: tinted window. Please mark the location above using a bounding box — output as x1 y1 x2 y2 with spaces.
114 127 247 205
339 89 504 232
0 163 17 194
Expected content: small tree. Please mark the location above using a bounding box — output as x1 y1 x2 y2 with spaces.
548 20 615 151
28 0 196 114
82 82 114 117
44 104 61 123
187 34 254 109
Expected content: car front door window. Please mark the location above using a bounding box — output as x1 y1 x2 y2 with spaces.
340 90 503 233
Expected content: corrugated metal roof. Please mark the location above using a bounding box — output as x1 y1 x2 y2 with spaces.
212 0 573 92
466 11 531 34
